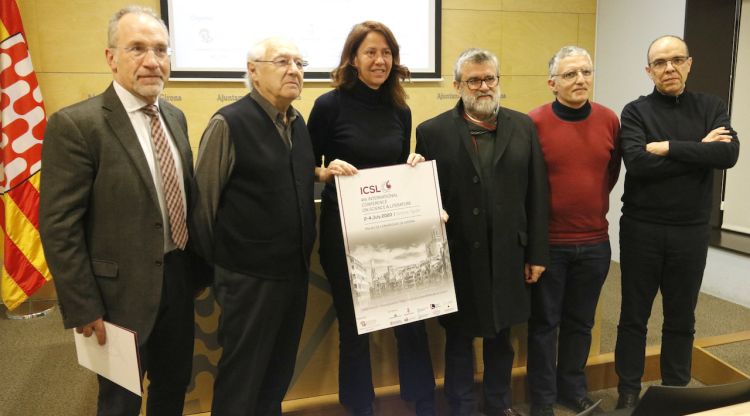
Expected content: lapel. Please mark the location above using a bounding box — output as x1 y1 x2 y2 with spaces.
450 102 481 176
102 84 160 208
493 107 513 167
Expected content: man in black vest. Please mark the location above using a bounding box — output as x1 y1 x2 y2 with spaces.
192 37 316 415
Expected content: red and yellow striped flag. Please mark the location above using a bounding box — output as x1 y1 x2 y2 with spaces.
0 0 52 310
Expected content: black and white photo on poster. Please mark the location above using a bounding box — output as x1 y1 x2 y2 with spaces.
335 161 457 334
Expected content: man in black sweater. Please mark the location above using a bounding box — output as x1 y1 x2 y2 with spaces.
614 35 740 409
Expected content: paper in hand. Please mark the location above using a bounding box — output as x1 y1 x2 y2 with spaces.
73 321 141 396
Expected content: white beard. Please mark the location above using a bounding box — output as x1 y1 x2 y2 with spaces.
462 89 500 119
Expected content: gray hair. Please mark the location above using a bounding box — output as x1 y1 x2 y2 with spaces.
453 48 499 81
244 37 300 90
548 46 592 78
244 39 270 90
107 5 169 48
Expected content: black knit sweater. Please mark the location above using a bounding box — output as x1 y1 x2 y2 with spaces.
620 88 739 225
307 80 411 204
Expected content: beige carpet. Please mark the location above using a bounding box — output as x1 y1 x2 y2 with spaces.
1 262 748 416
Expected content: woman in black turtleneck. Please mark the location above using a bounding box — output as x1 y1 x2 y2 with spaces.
307 21 436 416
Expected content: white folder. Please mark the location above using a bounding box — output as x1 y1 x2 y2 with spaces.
73 321 141 396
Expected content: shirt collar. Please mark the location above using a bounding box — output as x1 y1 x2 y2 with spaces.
249 89 298 125
112 80 158 114
652 86 687 105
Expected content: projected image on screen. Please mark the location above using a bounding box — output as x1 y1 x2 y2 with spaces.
161 0 441 81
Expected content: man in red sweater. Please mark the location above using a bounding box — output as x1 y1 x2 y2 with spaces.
526 46 621 416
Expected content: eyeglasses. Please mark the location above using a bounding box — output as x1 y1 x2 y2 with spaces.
552 69 593 81
649 56 690 71
254 58 308 70
114 45 171 60
459 76 499 90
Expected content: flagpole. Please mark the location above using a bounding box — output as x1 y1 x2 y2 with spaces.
5 301 55 320
4 283 56 320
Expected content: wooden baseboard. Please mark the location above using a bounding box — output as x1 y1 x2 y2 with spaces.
192 332 750 415
693 346 750 385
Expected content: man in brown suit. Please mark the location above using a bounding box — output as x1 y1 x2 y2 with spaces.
39 6 202 415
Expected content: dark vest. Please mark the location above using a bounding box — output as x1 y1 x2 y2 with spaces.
214 95 316 279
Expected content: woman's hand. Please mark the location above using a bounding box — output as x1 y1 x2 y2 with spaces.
440 209 449 223
406 153 425 166
316 159 358 183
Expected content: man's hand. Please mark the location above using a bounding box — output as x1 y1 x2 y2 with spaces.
646 141 669 156
701 127 733 143
524 263 546 283
76 318 106 345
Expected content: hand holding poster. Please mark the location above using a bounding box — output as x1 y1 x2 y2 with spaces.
335 161 457 334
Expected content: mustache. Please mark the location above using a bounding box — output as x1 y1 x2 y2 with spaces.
463 90 499 115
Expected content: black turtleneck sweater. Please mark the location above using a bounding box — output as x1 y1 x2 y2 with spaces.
551 99 592 121
307 80 411 204
620 88 739 225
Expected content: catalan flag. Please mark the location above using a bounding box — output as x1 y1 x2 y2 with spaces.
0 0 51 310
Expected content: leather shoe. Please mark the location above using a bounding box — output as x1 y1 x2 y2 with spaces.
559 396 602 414
415 398 437 416
530 403 555 416
616 392 639 409
350 405 375 416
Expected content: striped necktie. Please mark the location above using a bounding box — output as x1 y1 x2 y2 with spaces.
142 105 188 250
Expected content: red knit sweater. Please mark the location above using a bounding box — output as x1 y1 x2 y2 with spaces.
529 101 621 245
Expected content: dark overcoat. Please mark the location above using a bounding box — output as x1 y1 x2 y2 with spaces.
416 101 550 337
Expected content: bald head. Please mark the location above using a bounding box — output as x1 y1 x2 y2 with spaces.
647 35 689 64
645 35 692 96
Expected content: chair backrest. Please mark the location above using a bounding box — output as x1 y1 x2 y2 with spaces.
632 380 750 416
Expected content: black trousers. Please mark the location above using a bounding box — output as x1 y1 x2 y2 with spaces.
319 201 436 410
527 241 611 405
615 216 709 394
211 265 308 416
444 327 515 416
97 249 195 416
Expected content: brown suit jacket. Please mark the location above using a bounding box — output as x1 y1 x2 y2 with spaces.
40 84 196 343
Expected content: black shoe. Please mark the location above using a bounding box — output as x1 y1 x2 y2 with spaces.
350 405 375 416
559 396 602 414
530 403 555 416
415 398 437 416
616 392 639 409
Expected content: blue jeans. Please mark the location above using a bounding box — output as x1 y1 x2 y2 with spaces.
527 241 611 405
